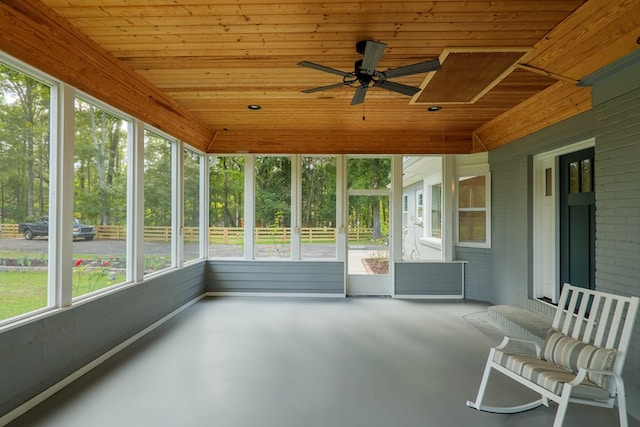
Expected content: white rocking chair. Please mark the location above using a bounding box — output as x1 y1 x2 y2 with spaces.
467 284 639 427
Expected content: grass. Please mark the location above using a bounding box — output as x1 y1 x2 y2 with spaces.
0 239 375 322
0 269 127 322
0 271 48 320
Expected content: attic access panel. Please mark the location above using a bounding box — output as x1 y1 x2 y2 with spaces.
413 48 530 104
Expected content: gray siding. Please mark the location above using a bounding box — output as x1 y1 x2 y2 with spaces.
206 260 344 294
0 263 206 417
455 247 491 301
456 111 598 307
594 85 640 414
486 52 640 419
394 262 464 297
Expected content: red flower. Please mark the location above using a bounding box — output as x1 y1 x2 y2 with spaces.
74 259 83 267
103 261 110 267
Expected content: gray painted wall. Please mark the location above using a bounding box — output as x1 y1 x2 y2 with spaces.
455 247 491 301
478 52 640 419
394 262 464 297
0 263 206 417
454 110 597 306
593 82 640 415
206 260 344 294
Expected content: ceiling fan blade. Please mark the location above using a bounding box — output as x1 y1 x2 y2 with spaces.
297 61 351 77
351 86 368 105
375 80 421 96
359 41 387 75
301 82 349 93
380 59 441 79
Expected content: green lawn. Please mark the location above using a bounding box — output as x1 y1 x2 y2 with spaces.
0 270 126 321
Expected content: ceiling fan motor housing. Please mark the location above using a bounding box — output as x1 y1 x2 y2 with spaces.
355 40 369 55
354 59 375 86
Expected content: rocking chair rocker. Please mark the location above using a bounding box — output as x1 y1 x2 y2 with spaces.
467 284 639 427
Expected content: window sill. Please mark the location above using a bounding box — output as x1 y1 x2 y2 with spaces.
419 237 442 249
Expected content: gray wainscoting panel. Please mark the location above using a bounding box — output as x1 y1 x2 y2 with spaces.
206 260 344 294
0 263 206 418
394 262 465 297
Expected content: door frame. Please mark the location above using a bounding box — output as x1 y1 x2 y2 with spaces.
346 190 393 296
533 139 594 302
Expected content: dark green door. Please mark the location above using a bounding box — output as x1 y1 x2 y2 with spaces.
559 148 595 292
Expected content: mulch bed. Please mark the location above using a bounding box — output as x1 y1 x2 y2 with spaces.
362 258 389 274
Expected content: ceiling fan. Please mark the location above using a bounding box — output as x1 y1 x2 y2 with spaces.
298 40 441 105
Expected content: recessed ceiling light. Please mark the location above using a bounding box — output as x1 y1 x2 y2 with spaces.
248 104 262 110
427 106 442 112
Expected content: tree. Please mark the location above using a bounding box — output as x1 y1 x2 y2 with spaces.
254 156 291 228
74 99 127 225
184 149 200 227
301 156 336 227
0 64 50 222
209 156 244 227
347 158 391 240
143 131 172 226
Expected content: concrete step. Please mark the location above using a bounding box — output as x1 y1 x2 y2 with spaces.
487 305 553 347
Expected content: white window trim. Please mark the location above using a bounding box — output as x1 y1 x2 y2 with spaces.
455 164 491 248
422 173 442 245
415 189 424 227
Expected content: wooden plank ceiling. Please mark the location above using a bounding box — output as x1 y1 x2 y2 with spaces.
10 1 640 154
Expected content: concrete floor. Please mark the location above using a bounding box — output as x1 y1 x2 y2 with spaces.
7 297 639 427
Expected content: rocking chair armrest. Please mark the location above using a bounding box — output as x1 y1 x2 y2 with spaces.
496 336 542 358
567 367 622 389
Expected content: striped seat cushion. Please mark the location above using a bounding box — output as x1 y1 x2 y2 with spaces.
543 329 617 389
492 349 610 400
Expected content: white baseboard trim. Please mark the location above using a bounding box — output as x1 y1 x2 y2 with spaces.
394 294 464 300
0 294 206 426
206 291 345 298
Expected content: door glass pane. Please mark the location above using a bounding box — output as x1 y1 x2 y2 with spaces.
209 156 244 258
73 98 128 297
301 156 336 259
348 195 389 275
0 64 51 321
580 159 592 193
569 161 579 194
255 156 291 259
183 149 201 262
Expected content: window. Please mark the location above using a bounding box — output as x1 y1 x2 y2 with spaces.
416 190 424 225
254 156 291 259
301 156 336 259
72 97 128 298
457 172 490 246
183 148 201 262
0 62 51 322
209 155 244 258
402 156 442 260
430 183 442 239
143 130 174 274
402 194 409 227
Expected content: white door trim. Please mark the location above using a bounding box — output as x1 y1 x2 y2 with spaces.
532 138 594 302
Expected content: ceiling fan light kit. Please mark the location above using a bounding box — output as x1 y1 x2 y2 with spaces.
298 40 441 105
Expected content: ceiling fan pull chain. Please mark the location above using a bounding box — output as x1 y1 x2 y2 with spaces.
362 103 366 121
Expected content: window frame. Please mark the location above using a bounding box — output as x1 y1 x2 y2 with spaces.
415 189 424 227
422 174 443 247
455 165 491 248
